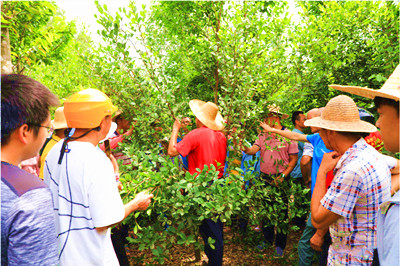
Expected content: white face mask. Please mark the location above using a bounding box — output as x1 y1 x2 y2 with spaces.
99 122 117 143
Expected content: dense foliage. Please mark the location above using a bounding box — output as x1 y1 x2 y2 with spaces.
4 0 399 263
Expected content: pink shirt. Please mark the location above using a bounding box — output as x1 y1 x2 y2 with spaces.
175 126 227 179
20 155 40 177
254 129 298 175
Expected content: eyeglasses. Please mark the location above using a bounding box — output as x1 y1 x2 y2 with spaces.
29 123 54 133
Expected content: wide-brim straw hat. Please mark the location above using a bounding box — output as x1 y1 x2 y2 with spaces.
329 64 400 101
304 95 377 133
267 104 289 120
189 99 225 131
52 107 68 130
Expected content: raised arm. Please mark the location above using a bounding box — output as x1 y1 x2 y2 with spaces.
168 119 181 157
311 152 341 229
260 122 309 142
243 144 260 155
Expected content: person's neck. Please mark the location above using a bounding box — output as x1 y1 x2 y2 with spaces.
55 130 65 139
1 145 26 166
69 129 101 147
335 136 360 155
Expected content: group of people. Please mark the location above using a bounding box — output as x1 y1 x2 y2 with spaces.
1 63 399 266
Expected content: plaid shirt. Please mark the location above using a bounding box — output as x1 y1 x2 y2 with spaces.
321 138 392 265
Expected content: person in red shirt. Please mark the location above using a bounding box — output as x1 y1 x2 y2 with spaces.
168 99 227 266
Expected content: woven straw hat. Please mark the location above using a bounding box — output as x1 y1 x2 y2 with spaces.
112 110 123 122
304 95 377 133
52 107 68 130
329 64 400 101
267 104 289 120
189 99 225 131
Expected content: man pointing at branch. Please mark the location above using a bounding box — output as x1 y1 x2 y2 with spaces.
168 99 227 266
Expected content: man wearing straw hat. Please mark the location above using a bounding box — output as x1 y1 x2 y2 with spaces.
243 104 298 257
306 95 396 265
329 65 400 265
259 107 333 263
39 106 68 179
168 99 227 266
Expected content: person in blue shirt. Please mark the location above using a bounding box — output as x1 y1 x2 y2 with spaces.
177 117 192 170
291 111 308 228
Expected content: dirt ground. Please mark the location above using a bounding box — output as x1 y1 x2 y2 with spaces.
126 224 306 266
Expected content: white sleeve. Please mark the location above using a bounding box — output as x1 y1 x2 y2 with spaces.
382 154 398 170
302 142 314 157
87 158 125 227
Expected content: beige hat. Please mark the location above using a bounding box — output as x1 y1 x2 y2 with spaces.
329 64 400 101
267 104 289 120
52 107 68 130
112 110 123 122
304 95 377 133
189 99 225 131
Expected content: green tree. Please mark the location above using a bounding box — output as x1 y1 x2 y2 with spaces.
90 1 307 262
284 1 399 112
1 1 76 74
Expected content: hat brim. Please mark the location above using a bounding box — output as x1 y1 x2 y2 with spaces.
189 100 225 131
304 116 377 133
51 120 68 130
329 85 400 101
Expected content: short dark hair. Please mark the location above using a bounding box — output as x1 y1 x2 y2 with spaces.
1 74 59 145
374 96 399 117
291 111 304 126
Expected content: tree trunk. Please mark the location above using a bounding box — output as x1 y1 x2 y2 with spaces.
1 1 13 74
193 234 201 262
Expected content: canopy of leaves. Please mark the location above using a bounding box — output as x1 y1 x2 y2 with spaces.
2 1 76 74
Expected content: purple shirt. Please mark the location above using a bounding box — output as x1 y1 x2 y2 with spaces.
254 129 299 175
1 162 58 265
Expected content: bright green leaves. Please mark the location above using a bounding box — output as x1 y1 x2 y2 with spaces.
2 1 76 74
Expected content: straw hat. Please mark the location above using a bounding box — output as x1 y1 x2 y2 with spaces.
267 104 289 120
329 64 400 101
52 107 68 130
112 110 123 122
189 99 225 131
304 95 377 133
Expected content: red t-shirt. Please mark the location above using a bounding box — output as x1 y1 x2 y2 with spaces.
364 131 383 151
175 126 227 179
326 170 334 189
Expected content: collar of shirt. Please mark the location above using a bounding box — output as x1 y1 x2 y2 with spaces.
334 138 366 171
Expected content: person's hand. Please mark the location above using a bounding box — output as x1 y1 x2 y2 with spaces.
319 151 341 175
133 191 154 211
260 121 273 133
110 154 119 173
173 118 181 132
310 231 324 252
117 181 124 191
126 123 135 136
